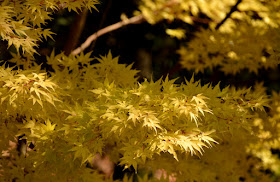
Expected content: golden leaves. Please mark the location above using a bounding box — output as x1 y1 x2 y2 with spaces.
0 66 59 109
178 25 280 74
166 28 186 39
138 0 280 74
93 51 140 88
0 0 99 55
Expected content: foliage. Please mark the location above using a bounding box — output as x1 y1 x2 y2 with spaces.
138 0 280 74
0 0 280 182
0 0 98 55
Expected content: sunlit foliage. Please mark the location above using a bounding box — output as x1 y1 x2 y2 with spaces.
0 0 280 181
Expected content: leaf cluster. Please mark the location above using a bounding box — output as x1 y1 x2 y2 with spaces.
138 0 280 74
0 0 98 54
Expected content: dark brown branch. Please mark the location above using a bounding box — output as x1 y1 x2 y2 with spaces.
64 8 88 56
88 0 112 52
71 14 145 55
215 0 242 30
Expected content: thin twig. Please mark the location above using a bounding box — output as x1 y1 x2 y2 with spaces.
71 14 145 55
71 0 181 55
215 0 242 30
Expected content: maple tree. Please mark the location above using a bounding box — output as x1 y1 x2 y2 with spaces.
0 0 280 181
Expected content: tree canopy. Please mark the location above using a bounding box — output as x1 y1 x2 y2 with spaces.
0 0 280 181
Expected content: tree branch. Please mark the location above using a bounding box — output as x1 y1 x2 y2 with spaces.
71 14 145 55
88 0 112 52
215 0 242 30
64 8 88 56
